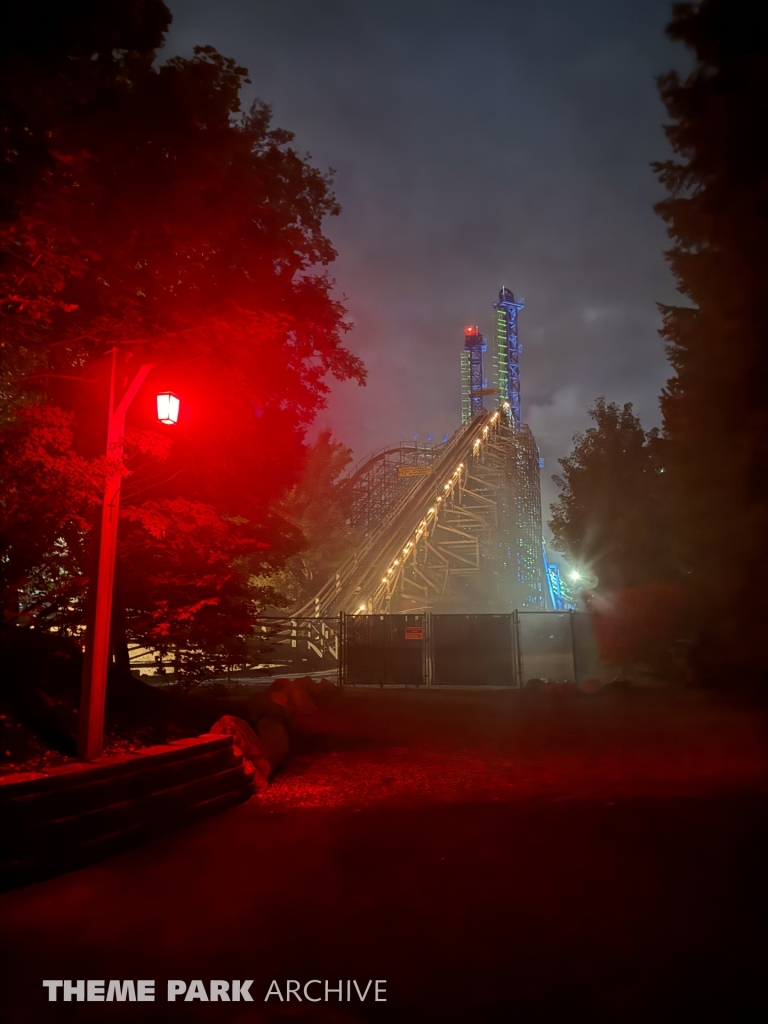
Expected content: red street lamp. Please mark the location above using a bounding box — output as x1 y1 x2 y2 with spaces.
78 351 179 761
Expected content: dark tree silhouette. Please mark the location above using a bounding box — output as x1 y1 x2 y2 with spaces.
254 430 357 607
653 0 768 681
549 399 674 593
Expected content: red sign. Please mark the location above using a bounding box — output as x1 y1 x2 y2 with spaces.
404 626 423 640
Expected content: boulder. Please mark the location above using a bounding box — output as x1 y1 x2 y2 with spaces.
541 679 577 696
257 716 290 769
580 678 602 695
210 715 271 789
268 677 318 716
603 677 633 695
308 677 336 694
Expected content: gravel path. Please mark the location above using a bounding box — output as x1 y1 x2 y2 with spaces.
0 687 766 1024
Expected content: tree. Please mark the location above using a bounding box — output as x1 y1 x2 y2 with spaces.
0 2 365 681
0 1 173 217
0 404 103 626
550 399 674 592
550 400 686 674
0 0 173 417
250 430 357 608
653 0 768 680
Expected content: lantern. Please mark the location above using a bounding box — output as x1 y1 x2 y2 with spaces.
156 392 180 425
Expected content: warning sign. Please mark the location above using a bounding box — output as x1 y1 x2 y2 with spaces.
398 466 432 477
404 625 424 640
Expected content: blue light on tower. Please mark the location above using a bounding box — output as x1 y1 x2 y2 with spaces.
493 288 525 429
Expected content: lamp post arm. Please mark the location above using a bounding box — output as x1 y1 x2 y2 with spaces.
113 362 156 423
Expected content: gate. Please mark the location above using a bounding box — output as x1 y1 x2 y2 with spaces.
431 614 518 687
340 614 427 686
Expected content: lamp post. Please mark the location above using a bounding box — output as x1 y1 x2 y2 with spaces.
78 351 178 761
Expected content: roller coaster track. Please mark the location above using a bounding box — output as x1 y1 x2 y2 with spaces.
344 440 446 533
295 409 515 617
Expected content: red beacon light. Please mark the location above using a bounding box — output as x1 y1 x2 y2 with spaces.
156 392 180 425
464 325 479 336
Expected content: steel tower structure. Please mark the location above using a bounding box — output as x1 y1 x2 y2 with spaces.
492 287 546 608
493 287 525 429
461 325 487 424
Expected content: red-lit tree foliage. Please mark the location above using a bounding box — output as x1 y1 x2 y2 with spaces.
0 2 365 681
0 404 103 623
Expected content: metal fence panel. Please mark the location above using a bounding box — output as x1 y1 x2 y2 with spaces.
570 611 607 684
518 612 576 683
431 614 517 687
336 610 604 688
341 614 427 686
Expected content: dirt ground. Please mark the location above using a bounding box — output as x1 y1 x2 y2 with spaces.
1 686 767 1024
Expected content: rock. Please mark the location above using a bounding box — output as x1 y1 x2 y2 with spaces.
603 677 633 695
257 716 290 769
308 677 336 694
543 680 578 696
580 678 602 695
268 677 318 716
210 715 271 789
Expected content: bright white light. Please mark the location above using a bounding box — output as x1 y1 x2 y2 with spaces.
156 392 179 425
569 570 581 582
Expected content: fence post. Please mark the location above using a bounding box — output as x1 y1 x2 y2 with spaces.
338 611 345 687
569 609 578 683
425 612 432 688
513 610 523 688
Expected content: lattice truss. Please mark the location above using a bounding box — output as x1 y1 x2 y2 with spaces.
369 422 521 613
349 443 444 534
295 410 545 619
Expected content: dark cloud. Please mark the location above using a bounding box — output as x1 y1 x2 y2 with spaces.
162 0 685 520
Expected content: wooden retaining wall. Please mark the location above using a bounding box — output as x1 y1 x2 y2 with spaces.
0 734 254 889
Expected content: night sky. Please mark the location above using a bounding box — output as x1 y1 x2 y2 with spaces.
162 0 685 522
